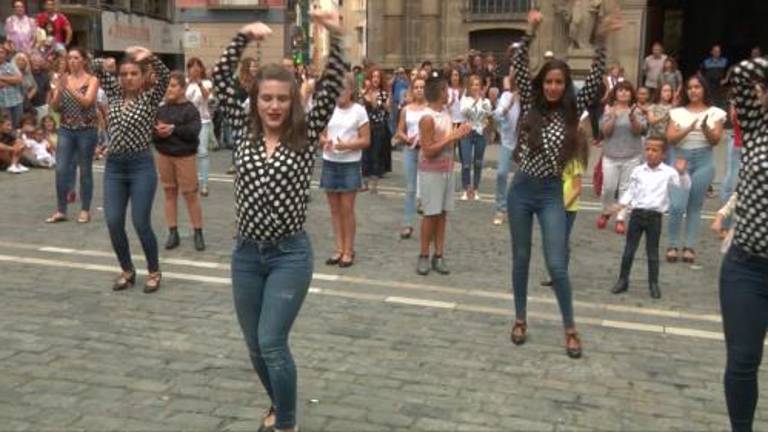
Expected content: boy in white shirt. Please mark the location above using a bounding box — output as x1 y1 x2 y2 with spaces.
610 137 690 299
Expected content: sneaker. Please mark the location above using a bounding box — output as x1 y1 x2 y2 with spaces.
431 255 450 275
473 192 481 201
16 164 29 172
460 191 469 201
416 255 430 275
6 164 21 173
493 212 504 226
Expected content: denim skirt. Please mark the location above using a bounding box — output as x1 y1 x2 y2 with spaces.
320 160 363 192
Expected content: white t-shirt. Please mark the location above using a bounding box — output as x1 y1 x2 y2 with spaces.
322 103 369 163
669 106 727 149
185 79 213 123
447 87 464 123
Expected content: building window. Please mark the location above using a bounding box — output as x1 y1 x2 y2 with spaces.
470 0 530 14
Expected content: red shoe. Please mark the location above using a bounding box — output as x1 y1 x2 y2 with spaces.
596 214 610 229
615 221 626 235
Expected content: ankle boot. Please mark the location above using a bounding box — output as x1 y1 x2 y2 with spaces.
165 227 180 250
194 228 206 251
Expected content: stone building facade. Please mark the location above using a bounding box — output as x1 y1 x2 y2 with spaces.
366 0 648 82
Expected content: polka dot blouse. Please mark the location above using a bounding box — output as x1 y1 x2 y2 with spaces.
729 56 768 257
92 57 170 155
512 35 605 178
212 32 348 241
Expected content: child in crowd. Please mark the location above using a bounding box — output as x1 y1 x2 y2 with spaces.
1 117 27 173
41 115 58 150
22 127 54 168
610 137 690 299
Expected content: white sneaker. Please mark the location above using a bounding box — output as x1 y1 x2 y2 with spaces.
474 192 481 201
7 164 24 174
460 191 469 201
17 164 29 172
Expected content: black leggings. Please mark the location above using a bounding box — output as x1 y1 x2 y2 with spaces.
720 244 768 432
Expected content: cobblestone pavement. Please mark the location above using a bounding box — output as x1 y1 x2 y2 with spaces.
1 148 765 431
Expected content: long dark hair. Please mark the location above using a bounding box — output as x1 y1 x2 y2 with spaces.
249 64 307 153
517 59 582 168
680 74 712 107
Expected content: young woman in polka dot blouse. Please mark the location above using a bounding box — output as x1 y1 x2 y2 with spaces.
212 12 347 432
92 46 170 294
507 10 621 359
719 54 768 432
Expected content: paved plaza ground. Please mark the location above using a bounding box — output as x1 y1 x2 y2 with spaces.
0 148 764 431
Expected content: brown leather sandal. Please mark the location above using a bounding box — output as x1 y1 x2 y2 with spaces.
665 248 679 263
510 320 527 345
565 330 583 359
143 271 162 294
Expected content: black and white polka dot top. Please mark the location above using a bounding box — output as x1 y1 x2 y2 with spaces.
730 56 768 257
93 57 170 155
512 35 605 178
213 32 348 241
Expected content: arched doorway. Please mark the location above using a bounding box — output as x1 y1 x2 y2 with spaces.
645 0 768 77
469 28 526 68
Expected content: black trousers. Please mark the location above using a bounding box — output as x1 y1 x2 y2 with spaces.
619 209 662 284
720 244 768 432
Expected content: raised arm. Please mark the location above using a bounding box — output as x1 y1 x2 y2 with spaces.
92 58 121 103
511 36 533 121
147 55 170 107
729 56 768 134
576 13 623 113
212 32 252 121
306 12 349 150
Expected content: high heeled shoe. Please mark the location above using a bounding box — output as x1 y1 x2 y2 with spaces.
112 271 136 291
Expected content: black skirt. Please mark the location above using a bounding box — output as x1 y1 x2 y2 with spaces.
362 122 392 178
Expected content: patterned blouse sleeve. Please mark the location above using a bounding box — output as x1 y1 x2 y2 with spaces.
92 58 121 103
576 44 607 113
212 33 250 124
730 56 768 135
147 56 170 107
306 32 349 150
511 36 533 121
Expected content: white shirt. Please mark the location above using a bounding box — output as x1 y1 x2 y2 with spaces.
669 106 726 149
492 91 520 150
322 102 369 163
620 162 691 213
185 79 213 123
404 105 428 148
447 87 464 123
460 95 492 134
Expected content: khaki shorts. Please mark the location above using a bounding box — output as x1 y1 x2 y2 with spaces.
156 153 198 193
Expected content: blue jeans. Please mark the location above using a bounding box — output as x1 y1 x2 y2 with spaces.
55 128 98 214
231 231 313 430
668 147 715 249
720 134 741 230
103 151 159 273
508 170 575 328
402 146 418 227
495 145 514 213
197 122 211 188
565 210 577 271
720 244 768 432
460 131 486 190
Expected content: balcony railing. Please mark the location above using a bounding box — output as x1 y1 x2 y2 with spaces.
469 0 530 16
